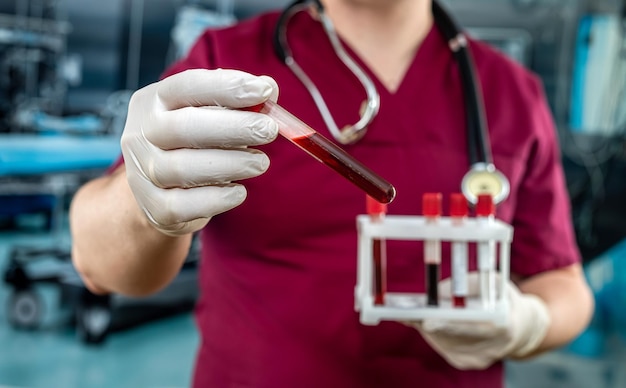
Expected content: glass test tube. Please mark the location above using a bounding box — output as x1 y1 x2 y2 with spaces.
476 194 496 309
423 193 442 307
247 100 396 204
366 195 387 306
450 193 469 308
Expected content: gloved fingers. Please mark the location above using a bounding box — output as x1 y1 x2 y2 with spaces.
259 75 280 103
435 353 495 371
148 184 247 225
419 326 504 352
152 218 211 237
420 318 509 339
414 323 511 370
425 337 505 370
156 68 276 110
144 107 278 149
128 171 247 233
130 147 271 189
405 276 550 370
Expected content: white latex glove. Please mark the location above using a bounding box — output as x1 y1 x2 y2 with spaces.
407 273 551 370
121 68 279 236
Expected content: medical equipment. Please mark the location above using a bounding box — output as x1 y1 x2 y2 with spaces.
0 1 71 132
0 0 131 231
450 193 469 308
249 101 396 204
423 193 443 306
168 0 237 62
3 241 200 344
355 192 513 326
366 195 388 305
274 0 510 205
476 194 498 309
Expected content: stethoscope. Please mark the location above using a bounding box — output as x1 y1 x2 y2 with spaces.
273 0 510 205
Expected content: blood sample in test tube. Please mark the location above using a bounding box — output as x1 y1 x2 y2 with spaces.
476 194 496 309
423 193 442 307
366 195 387 306
243 101 396 204
450 193 469 308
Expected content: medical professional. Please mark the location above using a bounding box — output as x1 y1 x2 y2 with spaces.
69 0 593 386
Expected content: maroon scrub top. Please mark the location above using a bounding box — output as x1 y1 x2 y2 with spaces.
157 9 580 388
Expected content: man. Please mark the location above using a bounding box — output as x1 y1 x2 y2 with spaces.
70 0 593 386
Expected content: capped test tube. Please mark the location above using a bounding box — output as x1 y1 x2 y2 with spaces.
366 195 388 306
476 194 496 309
450 193 469 308
423 193 442 307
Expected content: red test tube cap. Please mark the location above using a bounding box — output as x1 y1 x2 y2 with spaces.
450 193 468 217
476 194 495 216
422 193 442 216
366 195 387 215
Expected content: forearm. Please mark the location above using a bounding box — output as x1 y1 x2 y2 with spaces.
69 166 193 297
515 263 594 358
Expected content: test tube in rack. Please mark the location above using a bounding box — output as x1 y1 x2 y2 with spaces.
423 193 442 306
450 193 469 308
476 194 497 309
366 195 387 305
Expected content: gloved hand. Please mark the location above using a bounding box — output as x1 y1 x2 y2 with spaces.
407 273 551 370
121 68 279 236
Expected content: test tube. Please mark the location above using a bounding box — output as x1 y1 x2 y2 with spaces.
450 193 469 308
423 193 442 307
366 195 387 306
246 101 396 204
476 194 496 309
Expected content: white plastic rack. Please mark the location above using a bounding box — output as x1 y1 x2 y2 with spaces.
355 214 514 326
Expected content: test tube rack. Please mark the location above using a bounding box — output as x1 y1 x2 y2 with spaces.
354 214 513 326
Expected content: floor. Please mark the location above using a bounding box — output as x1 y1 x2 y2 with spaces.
1 212 625 388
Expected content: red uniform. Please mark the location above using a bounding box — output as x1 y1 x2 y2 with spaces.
157 9 580 388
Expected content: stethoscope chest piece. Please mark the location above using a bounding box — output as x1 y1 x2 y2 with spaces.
461 163 510 205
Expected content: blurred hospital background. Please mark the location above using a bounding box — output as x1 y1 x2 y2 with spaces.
0 0 625 387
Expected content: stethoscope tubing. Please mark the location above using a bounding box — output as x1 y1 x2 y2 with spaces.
273 0 379 144
431 0 494 167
